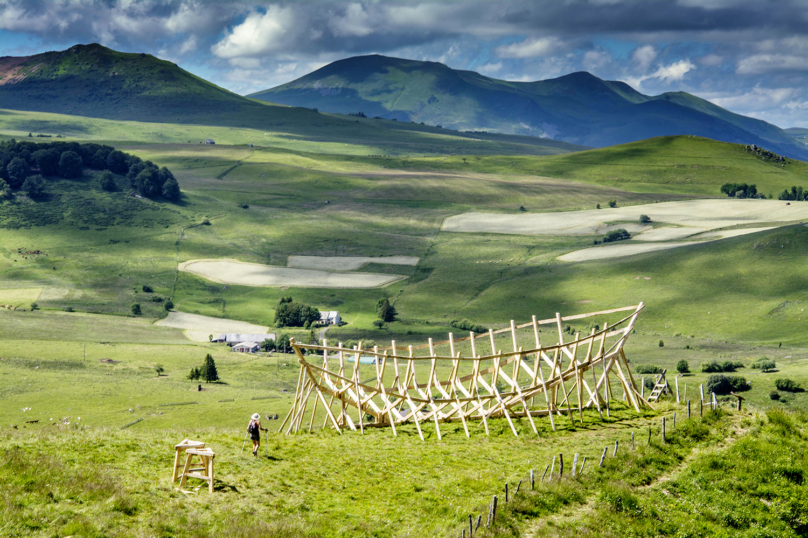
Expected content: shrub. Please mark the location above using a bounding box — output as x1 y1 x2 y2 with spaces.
261 338 276 352
720 360 739 372
608 200 617 208
58 151 83 178
22 175 45 198
99 170 116 191
450 318 487 333
676 359 690 374
639 214 651 224
142 285 153 293
751 357 776 372
770 390 781 400
702 360 721 373
0 179 12 200
154 365 164 376
164 299 174 311
706 374 749 395
130 304 141 315
603 228 630 243
775 379 802 392
658 339 664 347
372 319 385 329
635 364 663 374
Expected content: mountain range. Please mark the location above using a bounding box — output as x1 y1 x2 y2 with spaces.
251 54 808 160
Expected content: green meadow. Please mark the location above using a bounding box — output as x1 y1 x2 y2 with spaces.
2 110 808 536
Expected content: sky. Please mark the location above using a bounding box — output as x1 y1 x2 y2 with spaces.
1 0 807 128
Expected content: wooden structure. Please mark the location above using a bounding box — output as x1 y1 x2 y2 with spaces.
179 447 216 493
172 439 205 482
646 370 669 403
282 304 649 440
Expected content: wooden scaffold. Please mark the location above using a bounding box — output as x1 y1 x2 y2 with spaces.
281 303 650 440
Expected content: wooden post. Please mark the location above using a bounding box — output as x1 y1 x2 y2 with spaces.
673 412 676 429
530 469 534 490
558 453 563 479
469 514 473 537
504 483 508 503
647 425 651 446
712 392 717 411
599 446 608 467
641 377 645 398
541 464 550 483
700 398 703 417
700 383 704 401
491 495 498 523
580 456 586 475
688 399 691 419
662 416 666 443
675 376 680 403
476 515 482 531
572 453 579 478
549 455 555 478
613 440 618 457
631 431 635 449
516 479 522 495
684 384 687 402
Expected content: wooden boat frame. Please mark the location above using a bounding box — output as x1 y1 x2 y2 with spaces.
281 303 649 440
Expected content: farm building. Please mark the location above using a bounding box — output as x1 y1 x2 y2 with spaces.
213 333 276 343
320 311 341 325
203 139 215 144
232 342 260 353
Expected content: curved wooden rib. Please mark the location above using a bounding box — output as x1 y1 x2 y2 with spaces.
282 303 646 439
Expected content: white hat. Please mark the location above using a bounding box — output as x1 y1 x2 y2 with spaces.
251 413 260 420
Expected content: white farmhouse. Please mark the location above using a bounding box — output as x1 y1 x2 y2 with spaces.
320 311 341 325
232 342 260 353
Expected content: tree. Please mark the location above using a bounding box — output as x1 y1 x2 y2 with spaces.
658 339 664 347
276 333 291 352
775 378 802 392
274 298 320 327
639 214 651 224
603 229 631 243
162 176 180 201
608 200 617 208
106 150 128 174
676 359 690 374
58 151 83 178
7 157 29 187
33 149 60 176
751 358 776 372
22 175 45 198
131 303 141 315
154 364 165 376
261 338 276 352
202 354 219 382
187 367 201 380
164 299 174 311
99 170 116 191
377 298 397 322
0 179 13 200
372 319 385 329
596 203 601 209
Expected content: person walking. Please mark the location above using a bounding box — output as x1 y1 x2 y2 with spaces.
247 413 267 456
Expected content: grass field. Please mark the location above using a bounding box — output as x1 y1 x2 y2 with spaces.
2 109 808 535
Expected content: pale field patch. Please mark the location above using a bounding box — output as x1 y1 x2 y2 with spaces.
693 227 776 240
631 227 707 241
0 288 42 307
443 199 808 236
178 259 406 289
156 311 268 342
287 255 419 270
558 242 702 262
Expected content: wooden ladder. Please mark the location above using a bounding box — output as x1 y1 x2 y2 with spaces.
647 369 669 403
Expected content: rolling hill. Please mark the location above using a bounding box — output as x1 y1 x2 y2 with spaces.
0 44 583 156
251 54 808 160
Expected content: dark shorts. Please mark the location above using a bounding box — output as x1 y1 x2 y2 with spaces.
250 433 260 441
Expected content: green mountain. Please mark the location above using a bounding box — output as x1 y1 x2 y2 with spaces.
0 44 583 156
252 54 808 160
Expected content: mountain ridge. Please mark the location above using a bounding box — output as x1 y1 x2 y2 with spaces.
251 54 807 160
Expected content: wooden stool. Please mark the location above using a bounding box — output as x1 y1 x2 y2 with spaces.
179 448 216 493
172 439 205 482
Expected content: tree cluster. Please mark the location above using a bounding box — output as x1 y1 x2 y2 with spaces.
595 228 630 245
274 297 320 328
774 378 802 392
450 318 487 334
706 374 749 395
635 364 663 374
376 298 397 323
0 139 181 201
751 357 776 372
777 186 808 202
701 359 744 373
188 354 219 382
720 182 760 199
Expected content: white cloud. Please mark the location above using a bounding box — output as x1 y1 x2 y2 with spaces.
211 6 296 59
631 45 657 71
737 54 808 75
178 36 197 56
495 37 561 59
583 49 611 71
229 57 261 69
477 62 502 75
706 85 798 110
329 3 374 37
625 59 695 89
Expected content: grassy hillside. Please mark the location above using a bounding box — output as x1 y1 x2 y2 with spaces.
253 55 807 159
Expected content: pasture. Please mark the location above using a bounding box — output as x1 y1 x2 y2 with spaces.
2 111 808 536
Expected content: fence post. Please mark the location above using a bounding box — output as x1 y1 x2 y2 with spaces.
700 399 703 418
675 376 680 403
673 412 676 429
662 416 666 443
469 514 473 537
475 515 481 531
530 469 534 491
687 399 691 419
580 456 587 475
515 480 522 495
700 384 704 401
491 495 498 524
631 431 635 449
613 440 618 457
558 453 563 479
572 453 579 478
541 463 550 483
549 456 556 479
712 392 717 411
599 446 608 467
504 483 508 503
647 424 651 445
641 377 645 398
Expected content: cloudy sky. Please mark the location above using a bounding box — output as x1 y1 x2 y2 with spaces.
1 0 807 127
